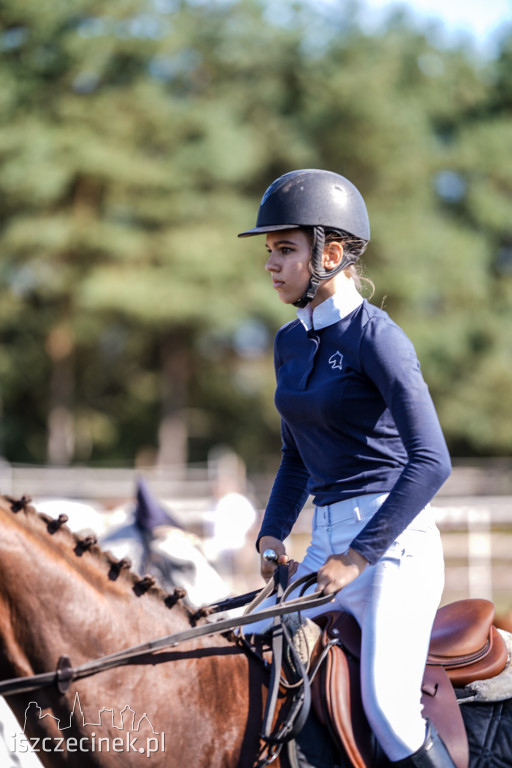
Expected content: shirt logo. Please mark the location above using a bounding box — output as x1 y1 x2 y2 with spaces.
328 351 343 370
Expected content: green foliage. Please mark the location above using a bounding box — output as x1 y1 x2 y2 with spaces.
0 0 511 466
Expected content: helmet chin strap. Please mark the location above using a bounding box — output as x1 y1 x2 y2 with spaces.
293 227 356 308
293 275 321 308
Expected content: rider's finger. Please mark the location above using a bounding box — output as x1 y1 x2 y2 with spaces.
261 563 277 581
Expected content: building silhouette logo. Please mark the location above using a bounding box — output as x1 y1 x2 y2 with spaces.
23 692 159 734
14 692 165 758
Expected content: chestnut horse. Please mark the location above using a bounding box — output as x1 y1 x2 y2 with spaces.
0 494 303 768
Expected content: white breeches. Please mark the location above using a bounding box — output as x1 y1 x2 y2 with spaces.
248 493 445 761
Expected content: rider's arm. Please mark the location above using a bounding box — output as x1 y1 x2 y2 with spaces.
256 419 310 553
350 317 451 565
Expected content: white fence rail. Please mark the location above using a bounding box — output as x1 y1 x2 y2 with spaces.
1 460 511 609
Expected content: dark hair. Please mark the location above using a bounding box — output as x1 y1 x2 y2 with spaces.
323 228 368 262
303 227 374 298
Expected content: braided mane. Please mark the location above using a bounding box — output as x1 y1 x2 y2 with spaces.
0 494 191 615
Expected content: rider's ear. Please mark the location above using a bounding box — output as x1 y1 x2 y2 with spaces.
322 242 343 272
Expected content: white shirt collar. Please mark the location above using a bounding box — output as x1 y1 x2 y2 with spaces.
296 278 363 331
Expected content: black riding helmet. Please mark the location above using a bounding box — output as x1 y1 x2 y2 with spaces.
238 169 370 307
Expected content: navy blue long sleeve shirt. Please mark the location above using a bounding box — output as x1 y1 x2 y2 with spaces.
258 293 451 565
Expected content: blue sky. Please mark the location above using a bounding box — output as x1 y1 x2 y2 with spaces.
360 0 512 56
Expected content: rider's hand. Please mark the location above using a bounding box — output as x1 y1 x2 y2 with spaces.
258 536 298 582
316 548 368 596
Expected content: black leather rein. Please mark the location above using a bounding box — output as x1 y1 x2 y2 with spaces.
0 572 331 697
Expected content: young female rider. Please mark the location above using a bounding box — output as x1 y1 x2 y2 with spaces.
238 169 454 768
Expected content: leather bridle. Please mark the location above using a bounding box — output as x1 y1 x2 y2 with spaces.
0 570 331 698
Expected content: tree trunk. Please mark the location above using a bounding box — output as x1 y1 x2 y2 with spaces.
45 324 74 465
157 332 190 468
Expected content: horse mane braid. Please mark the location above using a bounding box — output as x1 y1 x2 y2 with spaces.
2 494 193 621
7 495 32 513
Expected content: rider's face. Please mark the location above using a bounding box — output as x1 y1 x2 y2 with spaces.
264 229 343 307
264 230 312 306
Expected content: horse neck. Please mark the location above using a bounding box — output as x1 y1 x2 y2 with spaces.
0 499 192 681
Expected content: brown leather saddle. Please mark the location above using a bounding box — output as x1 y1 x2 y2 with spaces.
310 599 509 768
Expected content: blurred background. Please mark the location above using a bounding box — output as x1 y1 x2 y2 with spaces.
1 0 512 612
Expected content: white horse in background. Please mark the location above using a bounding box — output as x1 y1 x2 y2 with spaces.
34 479 231 607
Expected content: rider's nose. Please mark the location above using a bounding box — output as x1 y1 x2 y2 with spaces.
265 253 279 272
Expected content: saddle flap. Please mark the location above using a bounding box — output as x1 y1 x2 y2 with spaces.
317 610 362 659
311 628 373 768
422 665 469 768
